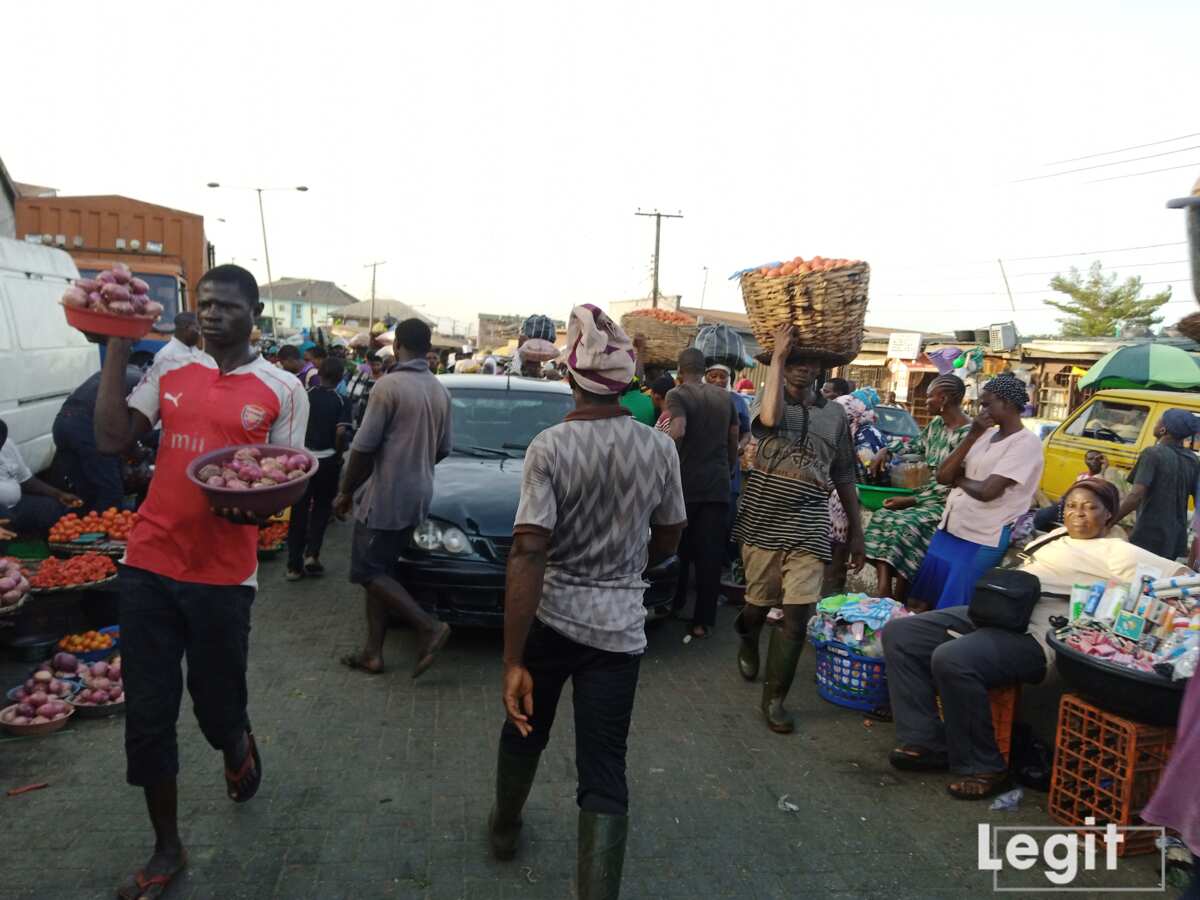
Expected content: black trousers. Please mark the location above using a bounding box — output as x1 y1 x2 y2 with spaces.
500 621 641 815
672 501 729 628
120 565 255 786
287 456 340 570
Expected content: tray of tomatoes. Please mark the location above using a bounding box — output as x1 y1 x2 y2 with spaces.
29 553 118 593
49 508 139 554
257 521 289 558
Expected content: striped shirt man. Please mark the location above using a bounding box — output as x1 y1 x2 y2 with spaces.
733 395 854 560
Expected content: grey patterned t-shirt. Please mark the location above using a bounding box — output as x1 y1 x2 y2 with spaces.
514 411 687 654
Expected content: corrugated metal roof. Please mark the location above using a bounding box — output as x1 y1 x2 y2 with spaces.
260 278 360 307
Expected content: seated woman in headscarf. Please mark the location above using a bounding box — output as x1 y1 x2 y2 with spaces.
882 477 1189 801
826 394 887 593
906 374 1044 612
864 374 972 602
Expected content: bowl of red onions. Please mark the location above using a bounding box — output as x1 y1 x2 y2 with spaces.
186 445 317 517
67 658 125 718
1 699 75 736
60 263 164 339
6 667 78 706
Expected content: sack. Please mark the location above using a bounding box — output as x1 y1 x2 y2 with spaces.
967 569 1040 632
692 324 746 370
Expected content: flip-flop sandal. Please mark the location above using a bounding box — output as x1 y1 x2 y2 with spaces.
689 625 711 639
889 745 949 772
116 852 188 900
947 772 1009 801
411 623 451 679
340 653 384 675
224 732 262 803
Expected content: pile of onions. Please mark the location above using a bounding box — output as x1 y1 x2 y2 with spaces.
73 659 124 706
196 447 310 491
60 263 164 320
3 668 74 725
0 557 30 608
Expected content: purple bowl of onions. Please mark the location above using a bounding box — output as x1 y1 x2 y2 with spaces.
186 444 318 517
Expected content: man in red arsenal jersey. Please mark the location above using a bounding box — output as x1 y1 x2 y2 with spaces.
95 265 308 900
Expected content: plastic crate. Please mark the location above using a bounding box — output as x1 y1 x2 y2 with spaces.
936 684 1021 764
812 638 889 716
1048 693 1176 857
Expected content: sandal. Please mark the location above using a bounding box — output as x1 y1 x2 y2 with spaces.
888 745 949 772
947 771 1009 801
689 625 711 640
412 623 451 679
340 652 384 675
116 852 188 900
224 732 262 803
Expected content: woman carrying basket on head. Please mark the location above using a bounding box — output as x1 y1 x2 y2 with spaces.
863 374 972 603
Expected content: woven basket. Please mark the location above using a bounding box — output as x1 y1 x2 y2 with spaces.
739 263 870 365
620 312 697 367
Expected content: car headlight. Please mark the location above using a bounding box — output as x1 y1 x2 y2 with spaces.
412 519 475 556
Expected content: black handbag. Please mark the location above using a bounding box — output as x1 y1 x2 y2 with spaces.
967 568 1041 632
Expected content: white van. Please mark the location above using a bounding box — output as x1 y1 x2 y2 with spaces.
0 237 99 474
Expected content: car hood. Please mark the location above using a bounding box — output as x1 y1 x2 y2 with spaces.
429 453 524 537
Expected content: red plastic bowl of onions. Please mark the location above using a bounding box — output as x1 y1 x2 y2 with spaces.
186 445 318 517
60 263 164 339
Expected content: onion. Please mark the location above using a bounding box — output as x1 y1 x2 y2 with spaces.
197 464 222 481
76 277 100 293
35 702 57 718
17 702 35 718
62 286 89 308
206 476 226 487
111 263 132 284
96 270 116 285
287 454 310 472
28 691 48 708
101 282 132 303
13 687 27 701
13 716 31 726
234 447 262 461
33 670 52 684
129 277 149 295
53 652 77 671
239 463 263 481
0 576 16 592
221 467 239 482
286 469 305 481
91 690 109 704
90 677 111 691
78 689 93 703
108 661 121 680
107 300 135 315
144 301 164 318
32 716 49 725
226 479 249 491
92 661 108 678
108 686 122 702
23 678 35 692
87 291 104 309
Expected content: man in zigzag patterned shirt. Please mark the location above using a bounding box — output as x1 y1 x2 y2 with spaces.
488 304 686 898
732 324 864 734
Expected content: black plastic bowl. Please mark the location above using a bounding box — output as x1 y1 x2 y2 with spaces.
1047 630 1184 726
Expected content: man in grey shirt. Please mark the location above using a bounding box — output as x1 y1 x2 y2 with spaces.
335 319 453 679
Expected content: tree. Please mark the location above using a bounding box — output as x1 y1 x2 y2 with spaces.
1043 261 1171 338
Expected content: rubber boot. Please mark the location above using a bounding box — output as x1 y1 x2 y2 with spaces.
760 628 804 734
733 610 763 681
487 747 541 860
577 810 628 900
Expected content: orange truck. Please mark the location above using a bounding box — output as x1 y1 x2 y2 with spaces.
14 194 212 363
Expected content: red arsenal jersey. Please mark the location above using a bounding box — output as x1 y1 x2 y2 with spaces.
124 354 308 586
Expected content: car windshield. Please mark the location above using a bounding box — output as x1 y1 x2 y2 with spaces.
448 388 574 456
874 405 920 438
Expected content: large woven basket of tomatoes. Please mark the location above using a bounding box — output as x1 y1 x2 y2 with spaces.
49 508 139 556
29 553 117 593
619 309 698 367
737 255 870 366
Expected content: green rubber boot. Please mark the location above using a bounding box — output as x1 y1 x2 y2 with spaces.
577 810 629 900
733 610 763 681
487 747 541 860
760 628 804 734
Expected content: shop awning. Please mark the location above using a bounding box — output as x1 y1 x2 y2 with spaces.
848 353 886 367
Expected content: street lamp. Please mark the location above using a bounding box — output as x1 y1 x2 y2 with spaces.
206 183 308 304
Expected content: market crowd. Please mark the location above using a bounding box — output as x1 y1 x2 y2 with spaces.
4 264 1200 899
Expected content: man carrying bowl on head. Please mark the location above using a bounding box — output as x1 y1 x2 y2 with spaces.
94 264 308 900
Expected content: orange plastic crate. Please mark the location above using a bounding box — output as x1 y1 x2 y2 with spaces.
1048 693 1176 857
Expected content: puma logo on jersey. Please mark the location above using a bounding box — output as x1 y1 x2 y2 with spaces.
164 392 183 408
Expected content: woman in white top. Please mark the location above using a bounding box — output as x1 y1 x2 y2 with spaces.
908 374 1044 611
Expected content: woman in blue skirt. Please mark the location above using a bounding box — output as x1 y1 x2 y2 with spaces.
908 374 1044 611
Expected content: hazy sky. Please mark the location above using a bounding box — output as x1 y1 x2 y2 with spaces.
4 1 1198 337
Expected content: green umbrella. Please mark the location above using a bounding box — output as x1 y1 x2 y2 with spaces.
1078 343 1200 391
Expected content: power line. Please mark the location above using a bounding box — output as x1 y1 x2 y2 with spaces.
1013 146 1200 182
1011 259 1190 277
1088 161 1200 184
872 278 1184 299
1005 241 1186 262
1045 132 1200 166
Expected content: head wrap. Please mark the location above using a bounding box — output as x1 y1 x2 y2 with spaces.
518 338 559 364
834 394 876 434
928 373 966 403
706 363 732 377
1162 408 1200 440
982 374 1029 410
851 387 879 410
1065 477 1121 524
565 304 636 395
521 314 557 343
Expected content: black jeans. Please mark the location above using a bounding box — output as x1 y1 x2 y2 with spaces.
287 456 341 570
119 565 255 786
500 621 641 815
53 412 125 511
672 501 729 629
882 606 1046 774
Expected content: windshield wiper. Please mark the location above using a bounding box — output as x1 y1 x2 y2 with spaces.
453 444 511 458
501 442 529 451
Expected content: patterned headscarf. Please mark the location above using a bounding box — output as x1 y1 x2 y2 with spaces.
834 394 876 434
566 304 636 395
521 314 557 343
982 373 1029 410
851 387 879 409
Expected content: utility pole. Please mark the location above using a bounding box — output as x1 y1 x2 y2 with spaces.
257 189 275 304
364 260 387 332
635 209 683 308
997 258 1017 314
699 266 709 309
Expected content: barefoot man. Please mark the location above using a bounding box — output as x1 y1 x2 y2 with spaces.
335 318 453 677
95 265 308 899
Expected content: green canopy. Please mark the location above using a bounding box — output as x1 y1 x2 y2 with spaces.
1078 343 1200 391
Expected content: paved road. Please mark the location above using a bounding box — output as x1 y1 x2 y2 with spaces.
0 521 1172 898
